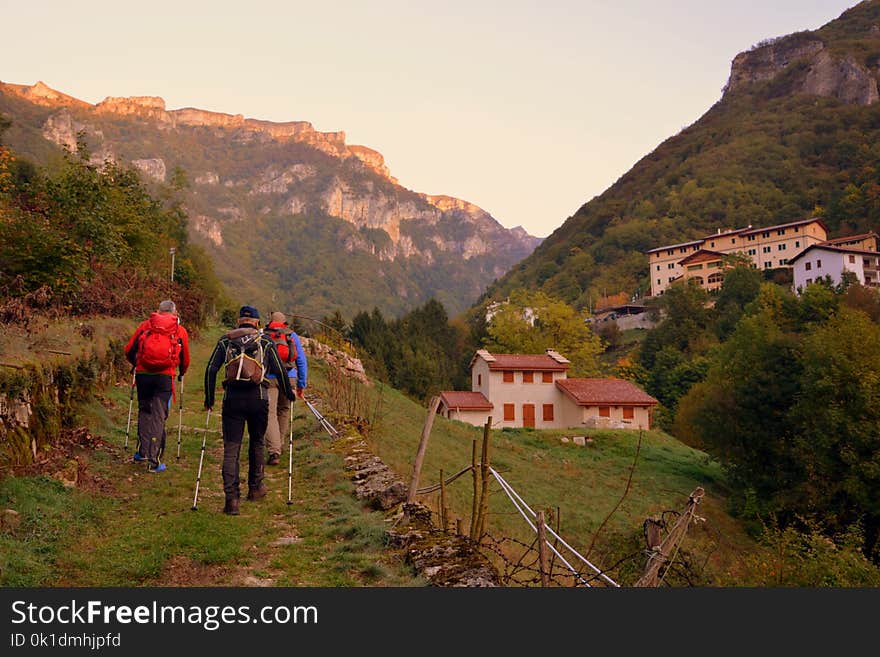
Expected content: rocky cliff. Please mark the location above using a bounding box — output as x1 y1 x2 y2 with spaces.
726 27 880 105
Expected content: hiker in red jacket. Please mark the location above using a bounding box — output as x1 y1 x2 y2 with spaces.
124 300 191 472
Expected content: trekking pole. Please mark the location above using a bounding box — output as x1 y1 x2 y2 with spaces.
305 399 338 438
287 400 294 506
192 409 211 511
124 368 136 450
175 377 185 461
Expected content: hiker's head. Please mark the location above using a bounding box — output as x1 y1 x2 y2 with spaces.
270 311 287 325
238 305 260 327
158 300 177 315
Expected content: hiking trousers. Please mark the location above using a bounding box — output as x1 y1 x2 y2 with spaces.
221 392 269 498
135 373 172 468
264 378 294 457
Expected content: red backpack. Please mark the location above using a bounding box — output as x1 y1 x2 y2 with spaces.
266 324 296 365
137 313 181 372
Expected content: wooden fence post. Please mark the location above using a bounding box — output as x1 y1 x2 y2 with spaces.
469 439 478 539
537 510 550 587
635 487 705 587
475 417 492 542
406 396 441 505
439 468 448 532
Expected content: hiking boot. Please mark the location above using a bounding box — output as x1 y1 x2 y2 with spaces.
247 485 267 501
267 453 281 466
223 497 240 515
133 452 145 463
148 463 166 473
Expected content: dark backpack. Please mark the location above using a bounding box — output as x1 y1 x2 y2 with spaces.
223 328 265 386
266 326 297 365
137 313 181 372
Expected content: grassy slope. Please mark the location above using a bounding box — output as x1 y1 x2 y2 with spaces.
0 325 422 587
2 320 756 587
364 382 757 586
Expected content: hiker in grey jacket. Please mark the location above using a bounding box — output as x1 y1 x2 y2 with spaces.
203 305 295 515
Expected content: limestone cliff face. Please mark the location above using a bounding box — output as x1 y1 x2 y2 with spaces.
726 32 879 105
1 80 541 289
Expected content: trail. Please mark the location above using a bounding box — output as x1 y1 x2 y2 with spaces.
1 326 420 587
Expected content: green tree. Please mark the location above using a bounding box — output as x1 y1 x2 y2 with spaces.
484 289 603 376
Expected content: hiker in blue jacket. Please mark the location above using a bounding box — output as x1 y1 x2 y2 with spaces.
263 311 307 466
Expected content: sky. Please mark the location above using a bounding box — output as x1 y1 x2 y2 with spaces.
0 0 861 237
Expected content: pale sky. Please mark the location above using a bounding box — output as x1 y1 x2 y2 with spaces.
0 0 860 237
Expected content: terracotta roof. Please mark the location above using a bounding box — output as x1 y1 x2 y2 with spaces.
821 230 877 244
678 249 725 265
485 354 570 371
556 378 658 406
439 391 493 411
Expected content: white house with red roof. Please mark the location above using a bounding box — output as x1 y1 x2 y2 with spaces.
438 349 658 430
790 243 880 291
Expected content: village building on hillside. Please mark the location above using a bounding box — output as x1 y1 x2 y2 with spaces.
646 221 879 297
790 243 880 291
646 218 829 297
438 349 658 430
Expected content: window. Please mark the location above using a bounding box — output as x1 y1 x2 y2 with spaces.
865 258 875 267
622 407 634 420
779 258 788 265
806 278 813 285
477 374 482 386
680 247 687 253
503 404 515 421
764 262 772 269
542 404 554 422
805 262 812 271
693 276 704 286
708 272 723 284
731 239 736 244
817 259 822 269
707 261 722 268
687 264 703 271
763 246 771 253
762 231 770 238
748 235 756 242
599 406 610 417
666 250 674 256
778 244 786 251
794 226 800 233
710 241 715 248
523 371 534 383
668 263 675 269
503 371 513 383
668 277 676 282
656 265 661 271
657 279 661 285
748 248 756 256
795 241 800 248
849 255 856 264
542 372 553 383
777 229 785 236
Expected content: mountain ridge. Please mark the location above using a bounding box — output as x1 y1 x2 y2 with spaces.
0 80 541 318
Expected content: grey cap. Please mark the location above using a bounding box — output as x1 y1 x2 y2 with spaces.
158 300 177 313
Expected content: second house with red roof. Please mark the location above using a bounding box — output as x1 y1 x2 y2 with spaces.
438 349 658 431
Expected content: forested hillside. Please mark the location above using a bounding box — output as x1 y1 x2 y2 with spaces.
0 118 223 323
484 1 880 309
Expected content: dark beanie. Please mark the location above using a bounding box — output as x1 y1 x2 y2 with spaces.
239 305 260 319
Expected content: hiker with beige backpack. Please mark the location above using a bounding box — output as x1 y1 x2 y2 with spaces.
203 305 296 515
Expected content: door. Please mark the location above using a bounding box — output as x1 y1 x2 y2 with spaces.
522 404 535 428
